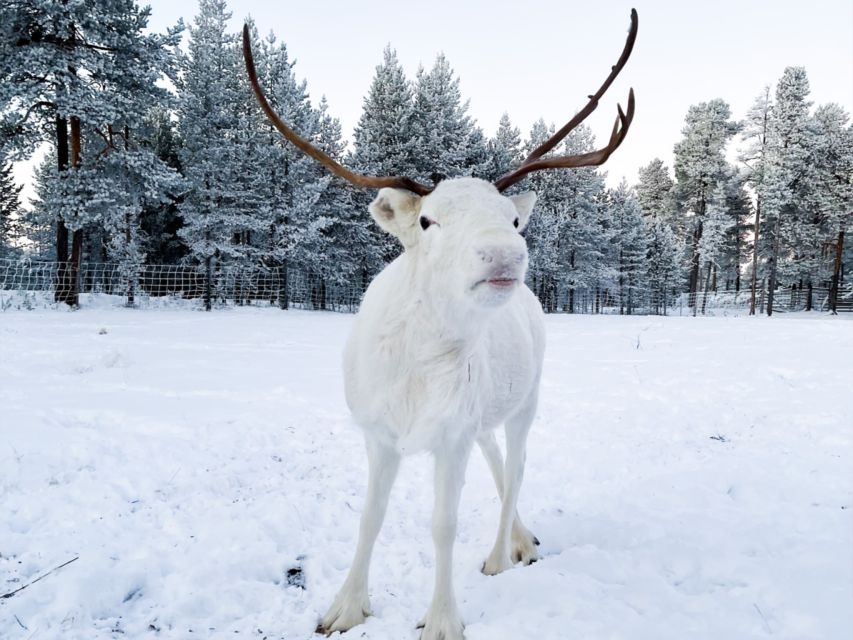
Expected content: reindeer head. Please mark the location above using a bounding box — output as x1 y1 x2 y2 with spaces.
241 10 637 309
368 179 535 308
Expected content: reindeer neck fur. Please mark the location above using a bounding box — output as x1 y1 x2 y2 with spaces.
345 250 506 453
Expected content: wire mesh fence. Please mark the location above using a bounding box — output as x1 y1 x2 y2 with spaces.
1 258 850 315
0 259 363 312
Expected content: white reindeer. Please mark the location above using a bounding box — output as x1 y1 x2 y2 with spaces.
242 11 637 639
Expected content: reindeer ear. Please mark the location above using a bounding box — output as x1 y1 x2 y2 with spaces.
369 188 422 249
509 191 537 231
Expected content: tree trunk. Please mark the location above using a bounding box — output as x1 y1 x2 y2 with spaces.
749 198 762 315
767 213 782 316
627 273 633 315
67 116 83 307
55 116 71 304
278 260 289 310
829 228 844 314
204 255 212 311
688 199 705 305
701 261 712 315
734 218 741 294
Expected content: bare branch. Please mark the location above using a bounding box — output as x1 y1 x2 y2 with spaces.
0 557 79 600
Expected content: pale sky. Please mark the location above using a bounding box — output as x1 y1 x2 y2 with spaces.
13 0 853 200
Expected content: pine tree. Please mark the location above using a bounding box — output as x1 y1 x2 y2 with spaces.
24 150 59 259
1 0 182 304
349 46 418 272
92 132 184 304
485 114 523 184
608 180 647 314
177 0 250 309
522 121 609 312
696 182 734 313
739 86 774 314
673 100 740 304
288 97 362 309
139 107 186 265
636 158 682 312
554 125 610 313
763 67 813 315
0 159 22 257
810 103 853 312
522 120 561 311
720 168 753 293
644 217 681 314
247 27 330 308
411 54 487 182
636 158 677 226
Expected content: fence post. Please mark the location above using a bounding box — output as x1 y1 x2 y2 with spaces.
204 256 212 312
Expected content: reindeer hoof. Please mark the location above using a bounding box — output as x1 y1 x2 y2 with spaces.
418 607 464 640
317 591 370 635
511 530 541 566
481 554 513 575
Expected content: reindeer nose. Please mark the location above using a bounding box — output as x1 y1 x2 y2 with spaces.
476 246 527 268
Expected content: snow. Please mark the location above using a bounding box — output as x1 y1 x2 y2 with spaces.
1 308 851 639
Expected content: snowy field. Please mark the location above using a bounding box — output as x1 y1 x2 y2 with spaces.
1 308 851 640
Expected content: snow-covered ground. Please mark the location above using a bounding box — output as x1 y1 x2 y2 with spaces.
1 308 851 640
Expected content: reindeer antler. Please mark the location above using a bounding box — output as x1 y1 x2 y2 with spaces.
494 9 638 192
244 10 637 197
242 24 434 196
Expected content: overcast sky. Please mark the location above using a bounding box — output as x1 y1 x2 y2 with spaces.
13 0 853 199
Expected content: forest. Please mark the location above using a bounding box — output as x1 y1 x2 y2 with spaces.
1 0 851 315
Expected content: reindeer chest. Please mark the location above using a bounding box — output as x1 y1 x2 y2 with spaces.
344 327 486 450
345 321 533 453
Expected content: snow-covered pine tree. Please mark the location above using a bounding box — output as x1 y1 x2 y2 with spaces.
636 158 677 227
522 120 609 312
485 114 523 184
349 46 419 272
288 96 363 309
763 67 813 315
92 131 184 304
810 103 853 313
673 100 740 305
738 86 774 314
553 125 610 313
411 54 487 183
1 0 182 304
696 182 734 314
636 158 682 312
24 151 59 259
521 120 562 311
644 217 682 314
608 180 647 314
138 107 186 265
720 168 753 293
244 26 328 308
178 0 249 309
0 159 22 258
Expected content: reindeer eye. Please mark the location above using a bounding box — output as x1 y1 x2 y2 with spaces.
513 217 520 229
419 216 432 231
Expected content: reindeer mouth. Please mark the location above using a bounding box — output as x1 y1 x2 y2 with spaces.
474 277 518 290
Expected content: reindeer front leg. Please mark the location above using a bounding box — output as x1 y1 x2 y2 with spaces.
477 431 540 574
482 394 539 576
318 436 400 635
419 435 474 640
